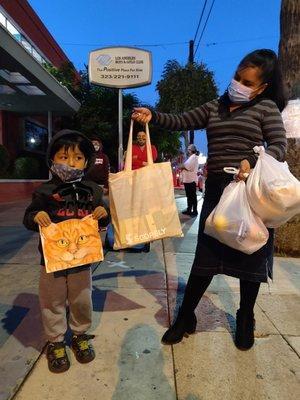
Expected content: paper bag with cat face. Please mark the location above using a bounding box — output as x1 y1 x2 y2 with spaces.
40 215 104 273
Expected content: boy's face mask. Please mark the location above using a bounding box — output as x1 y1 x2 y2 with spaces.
50 162 84 182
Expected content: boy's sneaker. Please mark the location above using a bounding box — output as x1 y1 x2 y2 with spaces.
71 334 95 363
46 341 70 373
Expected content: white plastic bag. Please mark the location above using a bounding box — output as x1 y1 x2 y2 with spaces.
204 180 269 254
246 146 300 228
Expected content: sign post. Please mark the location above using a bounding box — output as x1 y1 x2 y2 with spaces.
89 47 152 170
118 88 123 170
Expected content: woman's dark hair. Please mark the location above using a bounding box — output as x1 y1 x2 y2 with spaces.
49 130 95 169
238 49 287 111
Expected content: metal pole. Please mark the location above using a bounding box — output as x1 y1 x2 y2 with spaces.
48 111 52 179
47 111 52 143
188 40 194 144
118 88 123 171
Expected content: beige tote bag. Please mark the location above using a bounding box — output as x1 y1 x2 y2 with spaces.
109 121 183 249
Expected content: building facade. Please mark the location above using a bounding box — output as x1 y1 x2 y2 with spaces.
0 0 80 200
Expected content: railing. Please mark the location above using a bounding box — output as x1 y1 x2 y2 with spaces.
0 8 48 66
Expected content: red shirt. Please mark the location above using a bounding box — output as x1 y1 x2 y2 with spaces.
132 144 158 170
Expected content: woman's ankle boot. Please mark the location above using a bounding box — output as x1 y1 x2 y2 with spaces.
161 308 197 345
235 309 255 350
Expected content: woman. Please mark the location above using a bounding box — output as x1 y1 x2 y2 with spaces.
132 49 287 350
181 144 199 216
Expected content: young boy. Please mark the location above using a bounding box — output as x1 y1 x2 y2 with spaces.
23 129 109 373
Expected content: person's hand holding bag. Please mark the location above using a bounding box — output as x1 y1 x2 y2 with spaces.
132 107 152 124
236 159 251 181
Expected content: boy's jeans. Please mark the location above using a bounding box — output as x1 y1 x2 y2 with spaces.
39 266 92 342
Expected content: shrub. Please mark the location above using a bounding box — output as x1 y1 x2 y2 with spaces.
13 157 40 179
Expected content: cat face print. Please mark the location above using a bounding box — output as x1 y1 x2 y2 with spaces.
40 216 103 273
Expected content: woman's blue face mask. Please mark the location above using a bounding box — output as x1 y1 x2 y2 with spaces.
227 79 254 103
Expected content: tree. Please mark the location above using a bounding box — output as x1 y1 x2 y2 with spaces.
155 60 218 144
43 61 80 97
275 0 300 256
45 64 182 167
72 69 139 170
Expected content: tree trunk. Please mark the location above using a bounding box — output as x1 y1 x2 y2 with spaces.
278 0 300 99
275 0 300 256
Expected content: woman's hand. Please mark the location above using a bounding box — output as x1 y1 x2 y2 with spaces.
236 159 251 181
34 211 51 227
92 206 108 220
132 107 152 124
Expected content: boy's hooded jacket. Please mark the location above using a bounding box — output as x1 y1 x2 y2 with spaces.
23 130 109 266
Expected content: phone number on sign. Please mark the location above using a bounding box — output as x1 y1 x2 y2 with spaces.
99 74 140 79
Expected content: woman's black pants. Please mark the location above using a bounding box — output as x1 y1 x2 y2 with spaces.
184 182 197 212
181 273 260 315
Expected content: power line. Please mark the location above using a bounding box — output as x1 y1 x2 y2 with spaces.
203 35 276 47
193 0 208 42
60 41 189 48
194 0 216 57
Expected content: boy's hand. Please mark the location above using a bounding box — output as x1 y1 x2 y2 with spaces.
34 211 51 227
92 206 108 220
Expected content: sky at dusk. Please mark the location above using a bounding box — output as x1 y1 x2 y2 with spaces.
29 0 282 154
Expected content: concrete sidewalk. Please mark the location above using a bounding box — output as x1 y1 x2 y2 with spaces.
0 193 299 400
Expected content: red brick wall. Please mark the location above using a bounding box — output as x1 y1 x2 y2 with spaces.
2 111 23 160
0 0 70 68
0 181 44 203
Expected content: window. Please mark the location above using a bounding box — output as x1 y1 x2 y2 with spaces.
21 36 32 53
32 48 42 63
0 85 16 94
16 85 46 95
6 20 21 41
24 120 48 153
0 10 6 27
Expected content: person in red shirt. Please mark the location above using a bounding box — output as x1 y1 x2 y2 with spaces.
132 131 158 170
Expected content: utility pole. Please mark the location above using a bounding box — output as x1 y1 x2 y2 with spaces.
188 40 195 144
188 40 194 64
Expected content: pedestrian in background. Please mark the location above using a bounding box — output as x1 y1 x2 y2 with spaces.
132 130 158 169
85 137 110 194
132 49 287 350
181 144 199 216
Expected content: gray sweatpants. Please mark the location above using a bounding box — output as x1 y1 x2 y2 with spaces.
39 266 92 342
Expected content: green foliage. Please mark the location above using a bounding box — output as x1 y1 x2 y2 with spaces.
156 60 218 113
13 157 40 179
150 127 182 159
0 144 10 173
43 61 80 98
45 63 184 167
72 68 139 168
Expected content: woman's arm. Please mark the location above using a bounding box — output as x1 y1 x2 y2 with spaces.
132 103 211 131
237 101 287 181
262 102 287 162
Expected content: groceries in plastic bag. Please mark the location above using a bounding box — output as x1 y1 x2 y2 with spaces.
204 180 269 254
246 146 300 228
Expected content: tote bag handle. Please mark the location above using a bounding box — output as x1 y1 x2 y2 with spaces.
124 120 154 172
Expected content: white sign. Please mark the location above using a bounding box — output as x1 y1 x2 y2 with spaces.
89 47 152 89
